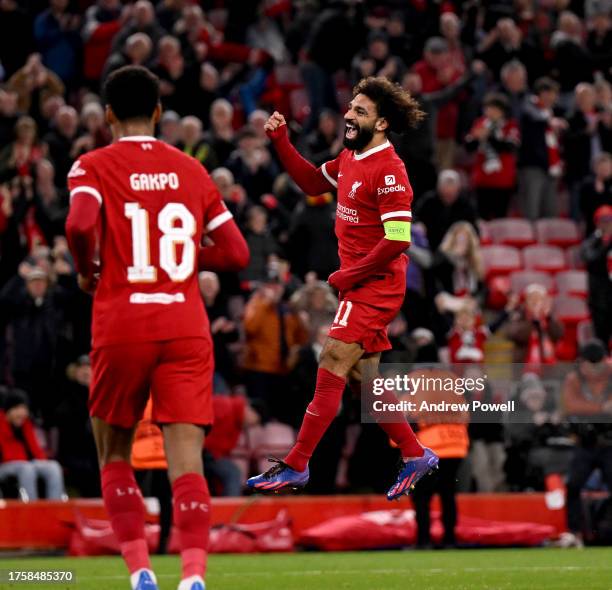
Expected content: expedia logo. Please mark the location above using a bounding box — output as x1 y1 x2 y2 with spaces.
377 184 406 195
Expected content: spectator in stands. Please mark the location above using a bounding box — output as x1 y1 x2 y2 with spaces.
54 355 99 497
413 37 464 169
564 83 612 220
505 372 572 492
477 18 541 82
0 116 45 183
551 12 592 99
587 6 612 77
0 0 34 80
158 109 180 146
210 167 248 220
465 92 520 220
81 0 124 86
498 60 528 121
33 0 81 87
301 109 343 168
239 206 278 288
73 101 111 157
205 98 236 165
0 388 66 501
290 278 338 340
505 284 564 364
111 0 164 55
396 61 483 201
300 0 361 132
102 32 154 80
414 169 477 251
518 77 566 220
177 115 217 170
43 105 79 189
580 153 612 235
286 192 339 280
242 276 308 424
190 62 220 128
581 205 612 347
199 271 239 392
433 221 485 300
204 395 261 497
227 127 278 202
0 263 76 422
562 340 612 547
6 53 64 117
0 89 20 147
153 35 198 116
351 30 405 84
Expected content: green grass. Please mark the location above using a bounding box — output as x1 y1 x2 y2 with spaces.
1 548 612 590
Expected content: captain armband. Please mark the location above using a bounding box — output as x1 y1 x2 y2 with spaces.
383 220 411 242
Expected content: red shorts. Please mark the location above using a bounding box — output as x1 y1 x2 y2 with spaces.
90 337 213 428
327 295 402 353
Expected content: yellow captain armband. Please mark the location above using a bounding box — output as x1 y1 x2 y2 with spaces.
383 220 411 241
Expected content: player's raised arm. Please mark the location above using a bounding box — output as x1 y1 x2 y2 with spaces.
265 111 336 195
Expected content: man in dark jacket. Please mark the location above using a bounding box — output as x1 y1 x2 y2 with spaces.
518 78 566 220
581 205 612 346
414 169 477 251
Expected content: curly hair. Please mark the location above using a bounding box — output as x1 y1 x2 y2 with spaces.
352 76 426 135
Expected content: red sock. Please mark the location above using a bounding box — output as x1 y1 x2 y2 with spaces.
350 382 424 458
172 473 211 580
101 461 151 574
285 368 346 472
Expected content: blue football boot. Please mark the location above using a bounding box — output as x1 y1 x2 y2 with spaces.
247 458 309 492
387 447 439 500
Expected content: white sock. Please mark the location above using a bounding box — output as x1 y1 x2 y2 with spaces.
178 575 205 590
130 569 157 590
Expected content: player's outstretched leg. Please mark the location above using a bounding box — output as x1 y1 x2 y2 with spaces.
164 424 210 590
247 339 363 492
94 419 158 590
348 356 439 500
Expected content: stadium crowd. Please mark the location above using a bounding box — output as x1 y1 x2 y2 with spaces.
0 0 611 543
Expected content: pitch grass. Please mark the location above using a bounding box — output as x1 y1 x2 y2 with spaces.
1 548 612 590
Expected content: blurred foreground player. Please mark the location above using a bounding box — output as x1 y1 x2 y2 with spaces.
247 77 439 499
65 66 248 590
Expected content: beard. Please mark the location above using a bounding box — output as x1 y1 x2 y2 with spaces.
343 121 375 151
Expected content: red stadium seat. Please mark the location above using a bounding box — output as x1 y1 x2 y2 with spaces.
509 270 554 295
555 270 588 298
488 218 536 248
553 296 590 324
535 218 581 248
482 245 522 278
522 245 567 274
256 423 296 473
565 245 585 269
477 220 492 245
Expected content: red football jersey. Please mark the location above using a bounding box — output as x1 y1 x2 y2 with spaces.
67 136 231 348
320 140 412 301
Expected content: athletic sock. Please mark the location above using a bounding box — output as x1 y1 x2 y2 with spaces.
350 381 424 459
101 461 151 574
172 473 211 580
285 368 346 472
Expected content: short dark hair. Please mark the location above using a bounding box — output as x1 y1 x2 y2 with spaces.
534 77 560 95
483 92 510 116
103 66 160 122
352 76 425 135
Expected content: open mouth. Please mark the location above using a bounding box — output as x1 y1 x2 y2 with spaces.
345 122 358 140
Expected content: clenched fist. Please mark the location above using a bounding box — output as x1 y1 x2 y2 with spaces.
264 111 288 140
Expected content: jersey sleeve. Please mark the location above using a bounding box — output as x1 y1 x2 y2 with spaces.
67 153 103 208
200 166 233 232
318 151 344 189
374 162 413 221
374 161 413 242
